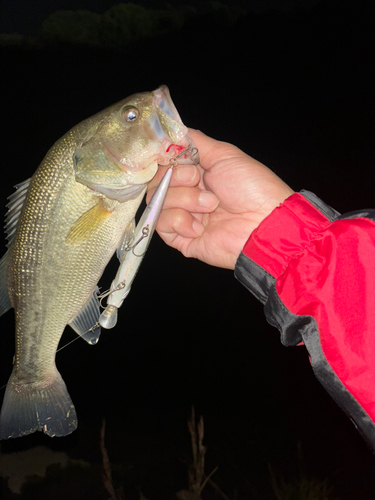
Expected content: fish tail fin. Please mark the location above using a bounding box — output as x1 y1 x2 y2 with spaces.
0 367 77 439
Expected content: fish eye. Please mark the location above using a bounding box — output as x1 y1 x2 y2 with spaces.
121 106 139 123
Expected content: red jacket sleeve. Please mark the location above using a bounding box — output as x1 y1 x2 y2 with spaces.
234 190 375 451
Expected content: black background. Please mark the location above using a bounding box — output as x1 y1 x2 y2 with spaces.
1 1 374 498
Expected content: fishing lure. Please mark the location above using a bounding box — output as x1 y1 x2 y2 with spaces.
99 145 198 329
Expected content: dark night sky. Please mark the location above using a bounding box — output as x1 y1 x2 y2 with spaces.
1 1 374 498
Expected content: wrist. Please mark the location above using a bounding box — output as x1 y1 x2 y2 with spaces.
242 191 337 279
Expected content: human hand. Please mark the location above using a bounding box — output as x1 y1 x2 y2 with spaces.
147 129 294 270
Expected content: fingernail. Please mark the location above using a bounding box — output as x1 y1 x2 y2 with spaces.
175 165 196 183
192 219 204 235
199 191 219 208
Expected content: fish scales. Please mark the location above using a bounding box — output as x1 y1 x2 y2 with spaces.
11 155 138 377
0 86 197 439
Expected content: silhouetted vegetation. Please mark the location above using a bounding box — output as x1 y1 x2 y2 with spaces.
40 4 185 48
0 2 246 49
1 412 341 499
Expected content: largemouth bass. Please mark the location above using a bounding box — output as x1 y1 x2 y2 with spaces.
0 86 197 439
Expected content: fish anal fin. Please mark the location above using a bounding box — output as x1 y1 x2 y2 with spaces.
69 288 101 345
0 368 77 439
66 200 112 244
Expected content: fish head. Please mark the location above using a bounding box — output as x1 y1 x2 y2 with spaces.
73 85 198 202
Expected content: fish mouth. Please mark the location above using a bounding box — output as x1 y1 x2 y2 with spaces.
149 85 199 166
152 85 183 124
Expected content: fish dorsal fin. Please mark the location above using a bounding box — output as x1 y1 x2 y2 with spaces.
116 218 136 262
0 252 11 317
69 288 101 345
4 178 31 248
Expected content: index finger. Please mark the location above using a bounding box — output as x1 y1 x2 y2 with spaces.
147 163 200 194
188 129 243 171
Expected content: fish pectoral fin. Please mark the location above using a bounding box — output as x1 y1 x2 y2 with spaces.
0 252 11 318
66 201 112 244
69 288 101 345
116 218 136 262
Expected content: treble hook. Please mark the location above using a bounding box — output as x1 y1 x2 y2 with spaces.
97 282 126 307
131 225 150 257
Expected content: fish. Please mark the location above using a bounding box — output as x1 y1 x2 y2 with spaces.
0 85 198 439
